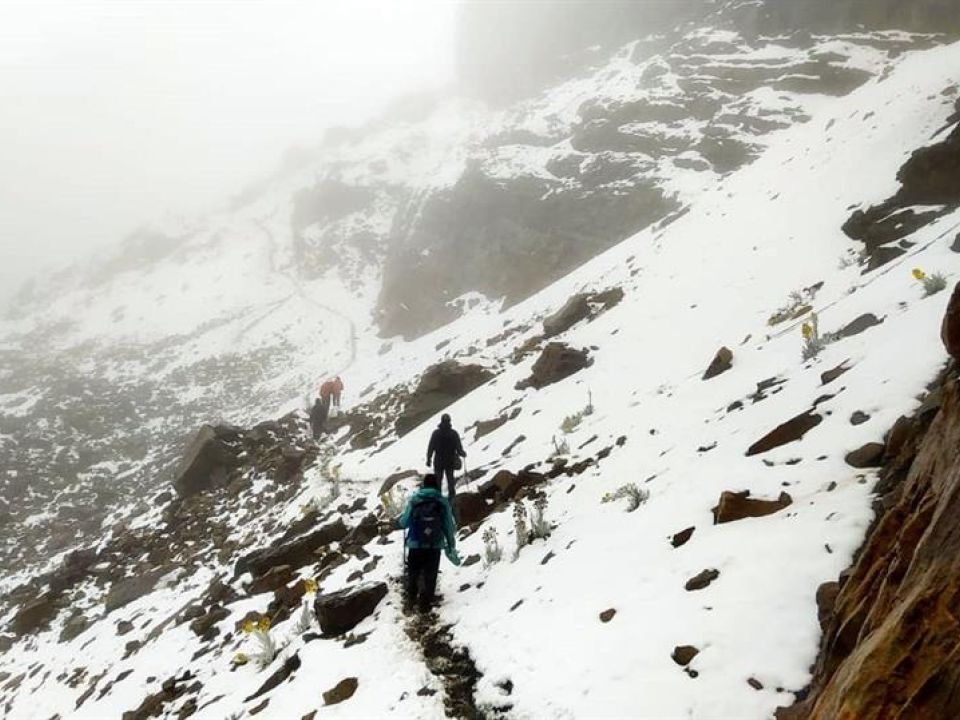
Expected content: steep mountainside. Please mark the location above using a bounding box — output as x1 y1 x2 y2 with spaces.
3 1 960 717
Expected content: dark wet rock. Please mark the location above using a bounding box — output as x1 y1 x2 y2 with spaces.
671 526 695 548
342 514 379 553
453 492 495 526
684 568 720 591
395 362 494 436
599 608 616 623
105 571 165 613
845 442 886 468
672 645 700 667
323 677 359 706
173 425 243 497
850 411 871 426
884 415 914 461
245 654 301 703
121 671 195 720
516 342 592 390
117 620 135 636
474 416 509 440
941 281 960 362
746 410 822 456
821 361 851 386
816 581 840 632
59 613 90 643
235 518 348 578
315 582 387 636
713 491 793 524
834 313 883 340
703 346 733 380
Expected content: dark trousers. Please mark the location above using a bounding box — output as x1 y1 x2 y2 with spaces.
406 547 441 611
434 462 457 501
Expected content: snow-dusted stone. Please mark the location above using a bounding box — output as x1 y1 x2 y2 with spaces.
244 654 301 703
314 582 387 636
12 592 59 636
323 677 359 706
702 346 733 380
834 313 884 340
599 608 616 623
173 425 242 497
672 645 700 667
844 442 886 469
245 565 294 596
543 294 592 338
712 491 792 524
105 570 165 613
516 342 593 390
453 492 495 527
671 526 695 548
821 361 852 386
235 517 348 578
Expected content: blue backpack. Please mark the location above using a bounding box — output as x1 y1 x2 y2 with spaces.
410 497 445 546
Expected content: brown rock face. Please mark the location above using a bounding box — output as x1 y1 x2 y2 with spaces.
703 346 734 380
684 568 720 591
452 492 495 526
778 376 960 720
713 491 792 524
234 518 348 578
516 342 593 390
672 645 700 666
323 677 358 706
671 526 695 548
844 442 886 468
941 281 960 361
12 592 59 636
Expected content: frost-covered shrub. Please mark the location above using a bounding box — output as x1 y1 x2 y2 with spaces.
482 526 502 566
241 616 278 669
530 496 551 540
294 578 319 634
512 503 529 560
550 435 570 458
380 486 406 519
602 483 650 512
801 312 826 361
913 268 947 297
768 286 820 327
560 390 595 434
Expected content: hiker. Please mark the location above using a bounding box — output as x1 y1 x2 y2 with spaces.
309 396 328 439
397 473 461 612
332 376 344 408
426 413 466 501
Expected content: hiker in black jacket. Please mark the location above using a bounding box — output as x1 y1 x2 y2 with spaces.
309 396 328 439
426 413 466 502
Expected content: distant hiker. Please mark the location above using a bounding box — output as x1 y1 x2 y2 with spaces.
332 376 344 407
426 413 466 502
309 396 328 439
398 473 460 612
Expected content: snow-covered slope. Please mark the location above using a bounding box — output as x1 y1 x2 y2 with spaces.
2 30 959 720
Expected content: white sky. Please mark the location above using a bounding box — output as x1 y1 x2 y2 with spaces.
0 0 456 302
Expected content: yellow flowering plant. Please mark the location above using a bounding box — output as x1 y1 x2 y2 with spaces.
913 267 947 297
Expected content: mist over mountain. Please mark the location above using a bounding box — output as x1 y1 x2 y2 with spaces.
2 1 960 718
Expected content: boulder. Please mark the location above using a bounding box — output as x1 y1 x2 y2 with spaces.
105 570 165 613
59 613 90 642
672 645 700 667
395 362 495 436
341 514 380 552
821 361 851 386
314 582 388 636
452 492 495 526
746 410 822 456
671 526 695 548
834 313 884 340
189 605 229 640
246 565 295 596
235 518 348 578
941 281 960 361
713 491 793 524
684 568 720 591
702 346 733 380
378 469 419 496
845 442 886 469
244 654 301 703
543 294 592 337
516 343 593 390
173 425 242 497
599 608 616 623
323 677 358 706
12 592 59 636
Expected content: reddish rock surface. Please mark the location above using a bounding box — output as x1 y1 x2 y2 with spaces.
778 374 960 719
941 281 960 361
712 490 792 524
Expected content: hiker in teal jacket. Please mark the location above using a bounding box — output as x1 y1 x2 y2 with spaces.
398 474 461 611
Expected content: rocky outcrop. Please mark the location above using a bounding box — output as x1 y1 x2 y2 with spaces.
323 677 358 706
713 491 793 524
314 582 388 636
453 492 496 527
941 281 960 361
516 343 593 390
173 425 243 497
395 362 494 436
542 287 624 338
844 442 885 468
778 370 960 719
12 592 59 636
